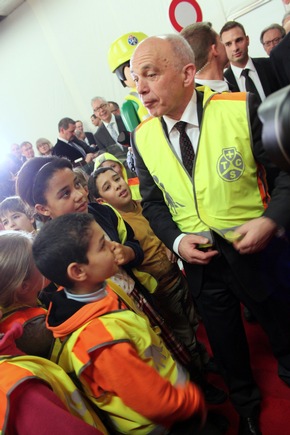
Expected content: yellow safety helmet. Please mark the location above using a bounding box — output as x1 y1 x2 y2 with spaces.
108 32 148 74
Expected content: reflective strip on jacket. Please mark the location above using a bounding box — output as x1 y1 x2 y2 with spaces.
0 355 108 434
50 302 187 434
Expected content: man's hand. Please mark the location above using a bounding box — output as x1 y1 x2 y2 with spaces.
111 242 135 265
85 153 95 163
178 235 219 265
165 247 177 263
233 217 278 254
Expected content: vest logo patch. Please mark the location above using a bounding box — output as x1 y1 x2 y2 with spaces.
217 147 244 182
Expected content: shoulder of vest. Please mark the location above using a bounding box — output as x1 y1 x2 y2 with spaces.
212 91 247 101
135 115 156 132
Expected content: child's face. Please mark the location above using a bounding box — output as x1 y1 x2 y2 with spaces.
36 168 89 219
17 245 46 306
96 170 132 210
1 211 35 233
82 222 119 290
100 160 123 176
23 263 46 305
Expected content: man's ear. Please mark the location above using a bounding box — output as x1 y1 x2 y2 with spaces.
67 262 87 283
35 204 51 217
183 63 196 87
96 197 105 204
18 280 30 296
211 43 218 57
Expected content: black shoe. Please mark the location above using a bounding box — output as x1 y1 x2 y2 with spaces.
243 306 257 323
238 416 262 435
203 382 228 405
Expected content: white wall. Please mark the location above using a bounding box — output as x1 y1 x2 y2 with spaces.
0 0 287 157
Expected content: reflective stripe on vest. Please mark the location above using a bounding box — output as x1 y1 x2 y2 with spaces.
134 87 268 242
50 299 187 434
0 355 107 434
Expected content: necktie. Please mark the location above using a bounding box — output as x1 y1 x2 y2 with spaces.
107 122 119 143
241 69 261 103
175 121 195 175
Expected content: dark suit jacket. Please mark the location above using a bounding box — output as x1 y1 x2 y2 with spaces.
270 33 290 88
85 132 97 146
94 115 128 152
53 137 93 163
224 57 280 96
132 91 290 300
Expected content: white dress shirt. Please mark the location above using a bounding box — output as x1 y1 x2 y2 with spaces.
230 58 266 101
163 91 200 256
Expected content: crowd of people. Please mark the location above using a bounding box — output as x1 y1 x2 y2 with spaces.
0 12 290 435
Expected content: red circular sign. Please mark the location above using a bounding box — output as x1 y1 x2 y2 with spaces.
169 0 203 32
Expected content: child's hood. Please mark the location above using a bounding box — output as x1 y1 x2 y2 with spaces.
46 285 121 338
93 152 128 183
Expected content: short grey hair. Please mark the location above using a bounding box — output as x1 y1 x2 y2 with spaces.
91 96 107 106
260 23 285 44
148 34 195 70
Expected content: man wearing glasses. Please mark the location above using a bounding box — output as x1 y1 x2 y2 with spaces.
260 24 285 56
91 97 129 161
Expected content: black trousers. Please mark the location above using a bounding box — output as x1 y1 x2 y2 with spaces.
191 243 290 417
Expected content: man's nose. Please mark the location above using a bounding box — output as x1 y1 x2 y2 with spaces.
136 77 148 94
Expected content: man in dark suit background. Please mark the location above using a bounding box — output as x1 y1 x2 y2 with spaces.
91 96 129 162
75 120 97 147
53 117 96 167
270 20 290 88
220 21 280 101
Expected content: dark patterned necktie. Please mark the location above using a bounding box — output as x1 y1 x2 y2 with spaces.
241 69 261 103
175 121 195 175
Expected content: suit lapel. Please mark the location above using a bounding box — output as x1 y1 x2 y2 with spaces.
252 59 271 95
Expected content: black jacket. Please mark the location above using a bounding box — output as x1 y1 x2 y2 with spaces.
53 137 94 163
94 115 128 151
270 33 290 88
224 57 280 96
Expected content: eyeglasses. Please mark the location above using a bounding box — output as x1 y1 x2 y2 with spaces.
263 37 282 48
94 103 107 113
39 142 49 147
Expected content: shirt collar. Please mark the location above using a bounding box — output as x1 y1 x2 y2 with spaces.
231 57 256 79
103 113 116 127
58 137 69 143
163 91 198 134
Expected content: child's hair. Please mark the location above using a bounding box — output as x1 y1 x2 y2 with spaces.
33 213 95 288
73 167 89 189
0 231 34 308
88 167 117 201
16 156 73 208
36 138 53 155
0 196 34 222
